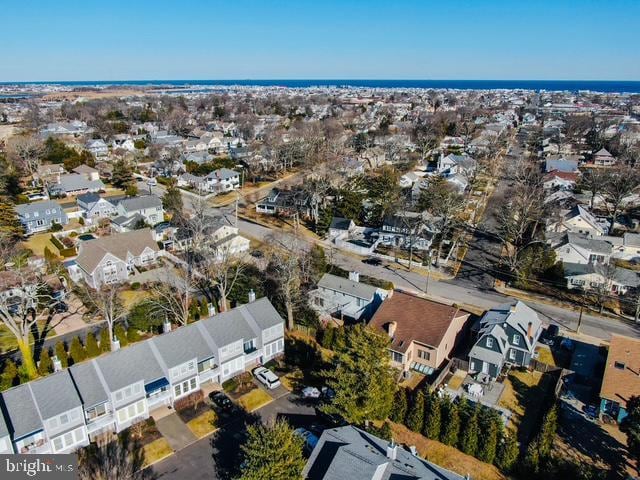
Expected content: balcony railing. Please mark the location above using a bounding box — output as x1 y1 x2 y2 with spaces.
20 439 51 454
147 390 172 408
86 413 116 434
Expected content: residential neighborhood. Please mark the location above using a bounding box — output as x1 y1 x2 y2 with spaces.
1 25 640 479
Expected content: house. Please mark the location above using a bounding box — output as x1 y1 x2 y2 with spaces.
605 232 640 261
76 193 118 221
377 213 433 251
34 164 65 185
328 217 356 240
86 139 109 157
15 200 69 235
207 220 251 260
468 301 543 379
547 205 606 237
256 188 311 218
436 153 477 177
545 157 579 173
600 335 640 423
0 297 285 454
72 164 101 181
302 425 465 480
178 169 240 194
543 170 579 191
40 120 90 137
75 229 159 288
551 232 612 265
48 174 105 197
563 263 640 295
309 272 389 322
593 148 616 167
115 195 164 227
369 291 469 374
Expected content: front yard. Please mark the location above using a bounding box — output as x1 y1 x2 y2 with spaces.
237 389 272 412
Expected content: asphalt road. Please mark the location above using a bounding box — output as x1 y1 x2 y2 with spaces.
153 392 316 480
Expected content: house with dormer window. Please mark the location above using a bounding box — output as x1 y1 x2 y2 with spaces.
468 301 543 379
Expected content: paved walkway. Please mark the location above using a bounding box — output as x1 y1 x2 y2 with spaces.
155 413 197 451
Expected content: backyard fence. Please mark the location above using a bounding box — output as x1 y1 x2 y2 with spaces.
529 358 562 374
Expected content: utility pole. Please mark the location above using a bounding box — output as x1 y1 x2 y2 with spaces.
576 304 583 334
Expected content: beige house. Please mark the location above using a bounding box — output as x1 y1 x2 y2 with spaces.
369 291 469 375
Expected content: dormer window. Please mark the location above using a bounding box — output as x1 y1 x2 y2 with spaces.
614 361 626 370
486 337 494 348
513 334 520 346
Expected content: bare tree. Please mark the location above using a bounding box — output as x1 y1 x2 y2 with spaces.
147 265 197 327
603 166 640 232
200 244 247 312
7 135 43 178
82 283 127 350
0 261 57 379
579 167 608 209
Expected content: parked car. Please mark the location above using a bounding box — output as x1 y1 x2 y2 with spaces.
209 391 233 412
253 366 281 389
302 386 321 399
294 428 319 453
540 324 559 345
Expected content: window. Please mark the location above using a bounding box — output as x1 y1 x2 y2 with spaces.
486 337 494 348
390 351 403 363
509 349 517 360
615 361 626 370
244 339 256 353
513 334 520 346
418 350 430 361
174 377 198 398
86 403 108 421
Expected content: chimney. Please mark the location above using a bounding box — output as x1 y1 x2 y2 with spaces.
527 322 533 339
163 320 172 333
349 271 360 283
386 441 398 461
388 321 397 338
510 304 517 313
52 356 63 372
111 339 121 351
208 304 216 317
248 289 256 303
409 445 418 457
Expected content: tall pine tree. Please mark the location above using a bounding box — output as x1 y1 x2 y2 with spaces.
85 332 100 358
405 390 425 432
390 388 408 424
99 328 111 353
439 398 460 446
459 402 479 457
477 409 500 464
321 325 396 425
37 348 53 376
55 341 68 368
69 337 87 365
423 392 442 439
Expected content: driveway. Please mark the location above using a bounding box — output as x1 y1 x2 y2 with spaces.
152 393 316 480
155 413 197 451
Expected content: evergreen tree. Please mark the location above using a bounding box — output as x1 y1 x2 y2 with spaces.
162 179 184 219
477 409 500 464
115 324 128 347
390 388 408 424
405 390 425 432
37 348 53 376
307 244 327 281
200 298 209 318
439 398 460 446
238 420 305 480
127 327 141 343
189 300 199 321
111 158 134 189
85 332 100 358
0 360 18 391
125 183 138 197
320 325 396 425
128 300 163 332
99 328 111 353
459 404 479 457
320 326 335 349
496 433 520 472
69 337 87 365
0 200 24 240
55 341 68 368
423 392 442 439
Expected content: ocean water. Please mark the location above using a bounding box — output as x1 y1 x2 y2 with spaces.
1 79 640 93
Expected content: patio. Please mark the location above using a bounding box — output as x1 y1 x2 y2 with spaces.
442 374 512 425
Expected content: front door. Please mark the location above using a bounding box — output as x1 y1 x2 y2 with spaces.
481 361 489 374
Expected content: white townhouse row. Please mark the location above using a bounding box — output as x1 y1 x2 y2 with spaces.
0 297 285 455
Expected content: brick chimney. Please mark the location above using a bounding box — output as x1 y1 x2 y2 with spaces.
527 322 533 339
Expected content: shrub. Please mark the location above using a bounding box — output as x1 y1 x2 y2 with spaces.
114 324 128 347
78 217 85 226
38 348 53 376
69 337 87 365
50 222 63 232
99 328 111 353
128 301 163 333
126 327 141 343
85 332 100 358
55 341 68 368
174 390 204 412
0 360 19 391
130 282 141 291
222 378 238 393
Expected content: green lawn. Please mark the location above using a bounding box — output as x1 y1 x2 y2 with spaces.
22 233 58 257
238 389 272 412
142 438 173 467
186 410 217 438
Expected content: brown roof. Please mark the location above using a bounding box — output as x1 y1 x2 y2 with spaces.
601 335 640 409
369 291 468 353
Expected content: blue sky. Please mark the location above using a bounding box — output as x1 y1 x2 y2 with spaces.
1 0 639 81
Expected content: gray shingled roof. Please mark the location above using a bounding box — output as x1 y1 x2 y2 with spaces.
303 425 464 480
317 273 380 300
95 341 165 392
151 323 214 368
1 385 43 439
29 371 82 420
15 200 64 217
200 308 257 348
118 195 162 212
566 232 612 254
69 361 109 409
243 297 285 331
76 228 158 273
